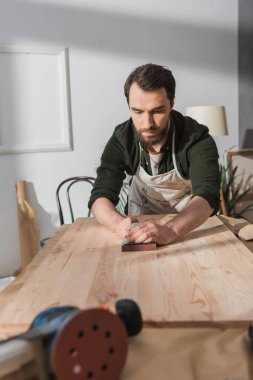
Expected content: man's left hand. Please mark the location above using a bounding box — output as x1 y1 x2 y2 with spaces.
126 221 177 246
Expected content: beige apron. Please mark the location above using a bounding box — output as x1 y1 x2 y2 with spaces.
128 128 192 215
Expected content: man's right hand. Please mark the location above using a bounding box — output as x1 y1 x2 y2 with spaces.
91 198 134 237
114 217 132 237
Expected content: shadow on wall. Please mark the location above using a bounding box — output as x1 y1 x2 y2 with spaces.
26 181 57 242
242 130 253 148
0 0 236 75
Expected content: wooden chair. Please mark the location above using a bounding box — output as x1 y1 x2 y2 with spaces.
41 176 95 247
56 176 95 225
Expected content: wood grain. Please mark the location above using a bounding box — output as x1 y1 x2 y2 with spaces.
1 215 253 338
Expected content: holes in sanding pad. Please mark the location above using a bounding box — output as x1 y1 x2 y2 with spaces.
69 348 78 358
73 364 82 374
108 347 115 355
53 310 127 380
101 363 108 371
105 330 111 338
92 323 99 331
78 330 85 338
67 322 117 379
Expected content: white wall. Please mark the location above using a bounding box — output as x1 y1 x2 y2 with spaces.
0 0 238 276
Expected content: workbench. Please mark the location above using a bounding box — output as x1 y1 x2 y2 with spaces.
1 215 253 379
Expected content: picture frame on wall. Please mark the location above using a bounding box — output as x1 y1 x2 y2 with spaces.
0 46 73 154
227 149 253 222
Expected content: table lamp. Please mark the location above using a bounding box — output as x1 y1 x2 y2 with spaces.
185 105 228 216
185 105 228 137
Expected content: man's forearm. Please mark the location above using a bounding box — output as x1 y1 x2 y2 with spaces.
91 197 125 231
165 196 214 240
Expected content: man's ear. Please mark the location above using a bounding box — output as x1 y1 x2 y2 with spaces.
171 99 175 109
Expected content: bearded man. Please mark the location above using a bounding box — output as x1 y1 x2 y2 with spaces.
88 63 220 245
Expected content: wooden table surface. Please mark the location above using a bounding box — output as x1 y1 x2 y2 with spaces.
1 215 253 337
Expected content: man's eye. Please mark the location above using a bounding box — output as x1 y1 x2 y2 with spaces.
134 110 142 115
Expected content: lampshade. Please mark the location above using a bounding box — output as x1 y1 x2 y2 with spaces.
185 106 228 137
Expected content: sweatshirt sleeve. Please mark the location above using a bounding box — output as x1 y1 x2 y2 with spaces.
88 132 127 209
188 135 221 214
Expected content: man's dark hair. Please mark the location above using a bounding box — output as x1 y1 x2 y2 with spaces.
124 63 176 104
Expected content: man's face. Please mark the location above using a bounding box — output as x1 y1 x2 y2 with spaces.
128 82 174 149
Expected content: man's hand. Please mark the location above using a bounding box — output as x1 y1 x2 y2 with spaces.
126 221 178 245
125 196 214 246
91 196 213 246
114 217 133 237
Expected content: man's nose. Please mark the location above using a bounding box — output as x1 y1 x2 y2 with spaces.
143 113 154 129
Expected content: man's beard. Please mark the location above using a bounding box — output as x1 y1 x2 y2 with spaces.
136 123 169 149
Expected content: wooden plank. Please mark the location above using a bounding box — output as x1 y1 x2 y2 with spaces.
0 225 69 303
86 215 253 324
16 180 40 268
0 218 113 335
1 215 253 337
219 215 253 252
0 225 69 340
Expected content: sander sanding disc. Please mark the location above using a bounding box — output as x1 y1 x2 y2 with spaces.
51 308 128 380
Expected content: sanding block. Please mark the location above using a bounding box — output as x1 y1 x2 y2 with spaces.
121 222 157 252
122 241 157 252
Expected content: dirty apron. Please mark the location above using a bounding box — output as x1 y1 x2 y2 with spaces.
128 129 192 215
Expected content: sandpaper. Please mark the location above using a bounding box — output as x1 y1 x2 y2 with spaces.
122 242 157 252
